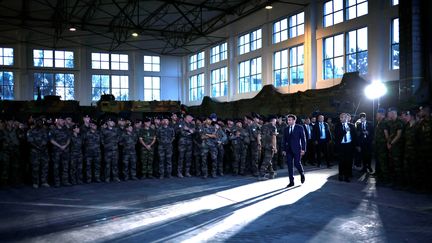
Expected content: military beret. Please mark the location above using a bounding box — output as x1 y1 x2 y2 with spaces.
387 107 398 113
72 124 80 129
377 108 386 114
143 117 151 123
401 110 416 116
209 113 217 120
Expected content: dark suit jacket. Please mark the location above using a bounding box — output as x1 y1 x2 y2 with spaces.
355 121 374 148
302 124 313 140
334 122 358 147
283 124 306 155
313 122 331 142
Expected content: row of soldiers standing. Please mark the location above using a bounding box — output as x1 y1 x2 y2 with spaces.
0 112 283 188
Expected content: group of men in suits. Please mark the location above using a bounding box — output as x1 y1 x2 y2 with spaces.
281 112 375 187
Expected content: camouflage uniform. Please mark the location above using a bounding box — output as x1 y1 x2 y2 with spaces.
101 127 120 182
83 129 102 182
402 122 416 186
156 125 175 178
70 133 83 184
248 123 261 175
201 124 218 177
416 118 432 191
50 126 71 186
0 127 19 185
374 119 388 181
193 124 203 176
385 118 404 185
259 123 277 178
216 127 228 176
177 121 195 177
27 127 49 186
119 130 138 180
139 127 156 178
275 122 287 169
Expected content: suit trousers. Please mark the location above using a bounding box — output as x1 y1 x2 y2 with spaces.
286 149 304 183
338 143 354 177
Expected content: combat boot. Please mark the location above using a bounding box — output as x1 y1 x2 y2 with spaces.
41 183 50 188
32 184 39 189
178 173 184 178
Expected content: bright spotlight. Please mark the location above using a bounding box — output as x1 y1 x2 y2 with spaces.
132 32 139 37
364 80 387 100
69 27 77 32
265 4 273 9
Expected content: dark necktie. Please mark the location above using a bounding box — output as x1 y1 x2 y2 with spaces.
289 126 292 134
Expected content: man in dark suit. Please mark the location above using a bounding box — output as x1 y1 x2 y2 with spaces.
355 112 374 173
282 114 306 188
302 117 315 165
334 113 359 182
313 115 332 168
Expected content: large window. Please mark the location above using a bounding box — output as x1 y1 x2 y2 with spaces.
189 73 204 101
0 48 14 66
111 75 129 100
110 54 128 70
323 34 344 79
211 67 228 97
33 50 74 68
33 73 74 100
273 18 288 44
392 0 399 5
274 49 289 87
91 53 110 69
190 51 205 71
324 0 368 27
91 53 128 70
391 18 399 70
324 0 344 27
144 55 160 72
239 57 261 93
289 12 305 38
346 0 368 20
91 75 110 101
210 43 227 64
346 27 368 74
0 71 13 100
290 45 305 84
144 76 160 101
91 75 128 101
238 29 262 55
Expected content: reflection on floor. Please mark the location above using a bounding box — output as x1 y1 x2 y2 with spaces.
1 166 431 242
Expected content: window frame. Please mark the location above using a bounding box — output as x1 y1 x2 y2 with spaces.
391 18 400 70
238 57 262 93
0 71 14 100
33 72 75 100
33 49 75 68
0 47 14 66
189 73 205 102
238 28 262 55
289 12 305 38
144 55 160 72
210 67 228 97
345 27 368 74
210 42 228 64
289 44 305 85
143 76 161 101
91 74 129 101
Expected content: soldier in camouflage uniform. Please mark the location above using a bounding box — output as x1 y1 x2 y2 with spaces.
177 114 195 178
275 116 287 169
80 114 91 135
83 120 102 183
193 118 203 176
70 124 83 185
139 118 156 179
156 117 175 179
215 122 228 176
258 116 278 180
200 117 218 178
401 110 417 187
49 116 71 187
373 108 388 181
101 118 120 182
119 124 138 180
27 119 50 188
384 107 404 186
0 118 19 186
248 115 261 176
416 105 432 191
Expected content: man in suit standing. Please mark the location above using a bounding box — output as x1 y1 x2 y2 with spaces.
313 115 331 168
335 113 359 182
302 117 315 165
355 112 374 173
282 114 306 188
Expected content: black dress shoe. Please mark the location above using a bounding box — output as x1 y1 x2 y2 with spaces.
301 174 305 184
286 182 295 188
